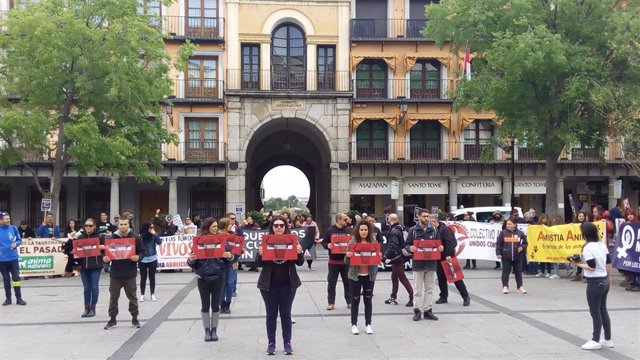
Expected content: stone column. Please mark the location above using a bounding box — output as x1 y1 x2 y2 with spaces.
608 177 618 210
110 176 120 220
226 96 245 214
556 177 565 215
168 177 178 216
449 177 458 211
395 178 404 223
503 176 512 207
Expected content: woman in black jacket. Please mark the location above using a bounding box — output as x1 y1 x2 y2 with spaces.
64 218 105 317
187 217 235 342
257 216 304 356
496 218 527 294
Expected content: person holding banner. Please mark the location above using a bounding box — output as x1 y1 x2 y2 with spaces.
65 218 104 317
573 222 613 350
36 213 61 239
321 212 353 311
256 216 304 355
345 220 379 335
0 212 26 306
138 222 162 302
432 215 470 307
103 218 145 330
220 217 239 314
496 218 528 294
187 217 235 342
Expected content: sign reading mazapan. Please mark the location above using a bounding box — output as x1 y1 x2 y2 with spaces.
273 99 304 110
457 177 502 194
515 177 547 194
350 179 391 195
403 178 448 195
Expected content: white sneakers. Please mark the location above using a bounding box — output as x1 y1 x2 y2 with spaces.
600 339 614 348
581 340 601 350
139 295 145 302
151 294 158 301
365 325 373 335
549 274 560 279
502 286 509 294
544 273 550 278
351 325 359 335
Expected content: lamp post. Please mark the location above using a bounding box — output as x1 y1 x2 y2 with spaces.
397 96 408 124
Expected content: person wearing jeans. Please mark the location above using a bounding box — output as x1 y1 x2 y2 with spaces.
257 216 304 355
496 218 528 294
573 222 613 350
138 222 162 302
65 218 104 317
0 212 26 306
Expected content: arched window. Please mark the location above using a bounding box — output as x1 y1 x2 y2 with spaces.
410 59 440 99
271 23 306 90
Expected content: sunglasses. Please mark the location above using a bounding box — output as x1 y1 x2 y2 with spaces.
84 224 95 227
273 223 285 228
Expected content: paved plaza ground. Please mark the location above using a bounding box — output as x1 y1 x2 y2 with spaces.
1 259 638 360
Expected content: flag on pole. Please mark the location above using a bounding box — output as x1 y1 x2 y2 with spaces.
464 47 471 80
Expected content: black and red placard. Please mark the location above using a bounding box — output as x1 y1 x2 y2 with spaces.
73 238 101 258
261 234 298 261
192 235 226 259
441 257 464 283
413 240 442 261
104 238 136 260
222 234 244 256
330 235 351 254
349 242 381 266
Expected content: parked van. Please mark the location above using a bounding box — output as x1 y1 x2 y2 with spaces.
450 206 523 223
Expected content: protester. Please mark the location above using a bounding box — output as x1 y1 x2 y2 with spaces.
188 217 235 342
528 208 539 223
225 213 243 299
490 211 504 270
621 211 639 291
573 222 613 350
256 216 304 355
433 214 470 306
97 212 115 234
18 220 35 239
383 213 413 307
65 219 81 239
139 222 162 302
281 211 293 228
243 215 262 272
65 218 104 317
321 212 352 311
345 220 378 335
220 217 238 314
0 212 26 306
571 211 589 281
192 214 202 229
536 214 560 279
406 209 440 321
462 212 477 270
496 218 528 294
293 215 302 228
302 214 320 271
36 213 61 238
103 218 145 330
180 216 198 234
262 211 273 229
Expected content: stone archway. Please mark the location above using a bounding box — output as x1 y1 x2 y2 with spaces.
244 117 332 229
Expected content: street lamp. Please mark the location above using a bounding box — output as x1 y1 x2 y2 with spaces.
498 139 516 210
164 95 176 126
397 96 408 124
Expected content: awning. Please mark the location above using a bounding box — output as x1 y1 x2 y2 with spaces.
351 53 397 72
404 53 450 72
352 113 398 131
405 113 451 130
460 112 496 129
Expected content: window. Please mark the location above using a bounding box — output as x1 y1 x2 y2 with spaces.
271 23 306 90
410 60 440 98
463 120 493 160
356 60 387 99
191 184 225 220
186 118 218 161
317 46 335 91
186 0 218 38
356 120 388 160
84 183 110 221
186 56 218 98
137 0 161 26
410 121 442 159
242 44 260 90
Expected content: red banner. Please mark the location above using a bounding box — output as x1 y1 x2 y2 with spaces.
330 235 351 254
413 240 442 261
192 235 226 259
261 234 298 261
441 257 464 283
223 234 244 256
349 242 381 266
73 238 101 258
105 238 136 260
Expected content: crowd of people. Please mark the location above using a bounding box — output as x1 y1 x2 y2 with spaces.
1 202 637 354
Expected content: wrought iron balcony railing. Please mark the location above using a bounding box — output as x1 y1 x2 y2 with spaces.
162 141 225 162
354 79 453 100
226 69 352 92
351 19 429 40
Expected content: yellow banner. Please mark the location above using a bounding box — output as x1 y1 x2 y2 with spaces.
17 238 67 278
527 221 606 263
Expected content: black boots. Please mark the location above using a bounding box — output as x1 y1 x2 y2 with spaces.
412 308 422 321
424 310 439 321
210 327 218 341
204 328 212 342
81 308 90 318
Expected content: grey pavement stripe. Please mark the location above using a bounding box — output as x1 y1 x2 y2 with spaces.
467 293 635 360
2 307 637 327
107 277 197 360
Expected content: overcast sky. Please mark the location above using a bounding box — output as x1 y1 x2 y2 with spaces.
262 165 310 199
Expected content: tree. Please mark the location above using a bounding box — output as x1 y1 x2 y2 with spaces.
286 195 299 208
425 0 640 217
263 197 285 211
0 0 182 225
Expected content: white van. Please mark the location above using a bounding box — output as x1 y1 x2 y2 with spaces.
450 206 523 223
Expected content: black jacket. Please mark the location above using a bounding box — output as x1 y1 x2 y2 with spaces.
19 227 36 239
321 225 351 261
256 253 304 291
109 230 145 278
384 223 405 259
188 241 236 279
405 223 437 271
496 228 527 260
64 232 104 270
435 221 456 260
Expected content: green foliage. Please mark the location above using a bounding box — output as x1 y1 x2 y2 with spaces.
246 210 265 225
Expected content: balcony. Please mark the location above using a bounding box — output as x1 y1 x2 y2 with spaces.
160 16 224 41
351 141 449 162
350 19 429 40
354 79 453 101
226 69 351 92
171 78 223 101
162 141 226 162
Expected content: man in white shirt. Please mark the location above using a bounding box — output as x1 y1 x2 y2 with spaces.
179 217 198 235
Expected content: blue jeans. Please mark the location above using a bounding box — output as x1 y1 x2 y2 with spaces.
80 268 101 307
0 259 22 300
222 266 237 305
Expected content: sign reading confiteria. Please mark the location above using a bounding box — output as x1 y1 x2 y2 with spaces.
403 178 448 195
457 177 502 194
515 177 547 194
350 179 391 195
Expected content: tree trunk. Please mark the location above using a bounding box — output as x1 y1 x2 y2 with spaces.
50 125 67 228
